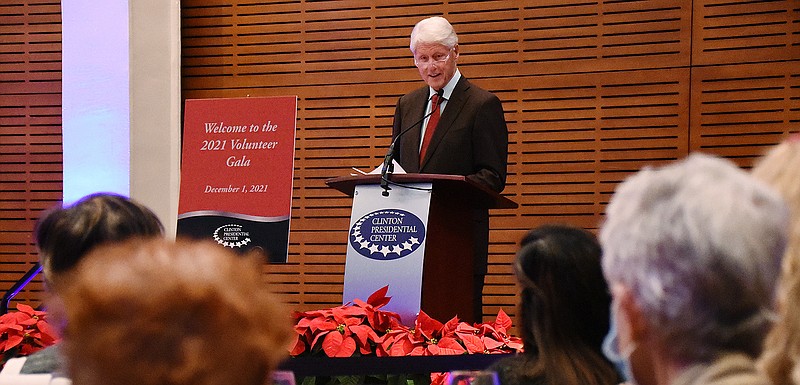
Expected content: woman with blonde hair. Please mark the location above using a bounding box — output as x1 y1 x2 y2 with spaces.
753 137 800 385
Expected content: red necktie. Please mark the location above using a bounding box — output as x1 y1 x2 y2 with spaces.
420 94 440 162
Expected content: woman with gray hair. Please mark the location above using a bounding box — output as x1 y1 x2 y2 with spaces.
600 153 788 385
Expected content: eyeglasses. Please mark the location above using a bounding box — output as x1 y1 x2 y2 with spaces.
414 49 453 68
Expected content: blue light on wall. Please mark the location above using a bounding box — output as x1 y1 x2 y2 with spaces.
62 0 130 204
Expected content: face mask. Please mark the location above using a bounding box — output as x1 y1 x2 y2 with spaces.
602 304 637 384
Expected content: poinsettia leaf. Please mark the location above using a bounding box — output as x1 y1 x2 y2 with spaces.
321 330 344 357
436 346 466 355
321 333 357 358
16 304 36 316
297 317 313 328
353 298 369 308
339 337 357 357
4 334 23 352
20 345 42 355
289 335 307 355
371 310 402 332
309 318 337 332
455 322 478 334
8 312 31 324
437 337 467 354
415 311 443 339
389 337 416 356
375 346 390 357
331 307 347 323
494 308 512 331
430 372 448 385
506 337 524 351
441 316 460 336
482 336 504 350
478 323 497 336
5 324 23 333
18 317 37 326
409 346 425 356
457 333 484 353
366 285 391 308
426 344 440 355
348 324 373 346
310 330 332 349
309 309 333 318
343 316 363 327
340 306 367 317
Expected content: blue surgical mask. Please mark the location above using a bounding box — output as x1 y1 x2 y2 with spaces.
602 306 636 384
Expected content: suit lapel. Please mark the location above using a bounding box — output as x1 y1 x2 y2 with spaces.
399 88 428 172
420 77 471 169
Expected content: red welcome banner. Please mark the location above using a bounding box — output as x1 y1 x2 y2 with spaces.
177 96 297 262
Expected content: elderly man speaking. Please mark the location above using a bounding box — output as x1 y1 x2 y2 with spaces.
390 16 508 321
600 154 788 385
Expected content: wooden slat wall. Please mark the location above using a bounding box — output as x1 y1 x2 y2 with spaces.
691 0 800 162
0 0 62 307
179 0 800 323
0 0 797 325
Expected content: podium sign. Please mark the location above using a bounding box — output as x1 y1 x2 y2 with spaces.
343 183 432 324
177 96 297 262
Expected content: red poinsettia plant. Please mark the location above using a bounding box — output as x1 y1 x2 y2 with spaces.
0 304 60 367
290 286 523 359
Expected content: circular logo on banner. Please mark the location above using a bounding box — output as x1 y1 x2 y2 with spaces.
349 209 426 260
213 224 252 248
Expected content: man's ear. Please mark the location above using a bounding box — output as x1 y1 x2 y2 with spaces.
613 283 649 343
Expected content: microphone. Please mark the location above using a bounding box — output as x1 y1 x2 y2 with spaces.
381 89 444 196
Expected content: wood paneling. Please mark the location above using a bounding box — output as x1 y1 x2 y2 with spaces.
0 0 62 308
691 61 800 162
692 0 800 65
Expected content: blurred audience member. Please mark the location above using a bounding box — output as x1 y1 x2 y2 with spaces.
59 238 292 385
487 224 619 385
600 154 788 385
753 137 800 385
15 193 164 375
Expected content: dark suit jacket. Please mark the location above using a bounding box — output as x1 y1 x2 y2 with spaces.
392 76 508 193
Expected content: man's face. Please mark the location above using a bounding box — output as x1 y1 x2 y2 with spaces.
414 43 459 91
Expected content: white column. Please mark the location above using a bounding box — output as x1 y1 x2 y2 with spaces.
129 0 182 237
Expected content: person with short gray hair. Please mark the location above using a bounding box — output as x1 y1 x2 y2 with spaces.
600 153 788 385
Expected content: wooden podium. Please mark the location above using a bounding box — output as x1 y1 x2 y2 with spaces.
326 173 516 324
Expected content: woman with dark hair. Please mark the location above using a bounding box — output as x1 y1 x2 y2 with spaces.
487 224 620 385
7 193 164 377
35 193 164 281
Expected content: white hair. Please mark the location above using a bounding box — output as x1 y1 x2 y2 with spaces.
600 153 788 361
410 16 458 53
